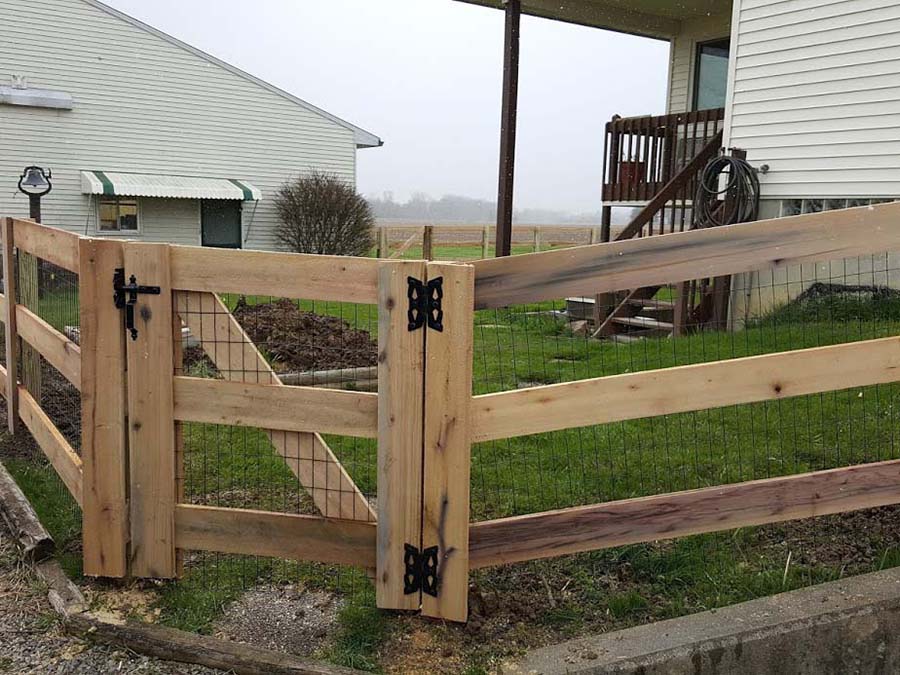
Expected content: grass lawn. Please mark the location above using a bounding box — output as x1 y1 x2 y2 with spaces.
9 253 900 671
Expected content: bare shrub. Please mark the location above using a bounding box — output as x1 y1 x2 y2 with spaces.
274 171 375 256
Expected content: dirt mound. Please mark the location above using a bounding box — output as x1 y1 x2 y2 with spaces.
231 297 376 373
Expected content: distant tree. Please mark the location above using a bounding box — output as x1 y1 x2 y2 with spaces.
274 171 375 256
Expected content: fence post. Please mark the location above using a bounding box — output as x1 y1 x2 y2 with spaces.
376 259 426 610
422 262 473 622
423 225 434 260
18 251 40 402
125 242 176 578
79 238 129 577
377 226 389 258
481 225 490 259
2 219 18 432
533 226 541 252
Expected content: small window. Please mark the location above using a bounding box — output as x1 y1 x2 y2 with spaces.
98 197 138 233
693 38 730 111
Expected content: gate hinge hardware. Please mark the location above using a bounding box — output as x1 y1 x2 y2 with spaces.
113 268 161 341
403 543 439 597
407 276 443 332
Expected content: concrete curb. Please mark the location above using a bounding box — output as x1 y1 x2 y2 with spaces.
503 568 900 674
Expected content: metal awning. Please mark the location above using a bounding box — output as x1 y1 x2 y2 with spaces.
80 171 262 200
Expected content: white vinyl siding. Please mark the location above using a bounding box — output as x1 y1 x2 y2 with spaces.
666 13 732 114
726 0 900 200
0 0 361 250
139 198 202 246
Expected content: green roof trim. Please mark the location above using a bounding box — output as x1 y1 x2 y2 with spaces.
228 179 256 201
93 170 116 196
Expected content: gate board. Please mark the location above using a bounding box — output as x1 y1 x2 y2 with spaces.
79 238 128 577
376 260 426 611
174 290 375 522
126 243 176 578
422 262 474 622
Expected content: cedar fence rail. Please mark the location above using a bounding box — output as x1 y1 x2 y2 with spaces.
1 202 900 623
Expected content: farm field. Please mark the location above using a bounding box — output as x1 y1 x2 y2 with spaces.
5 253 900 672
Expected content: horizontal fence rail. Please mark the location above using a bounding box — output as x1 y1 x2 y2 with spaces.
472 202 900 308
468 460 900 569
172 377 379 438
169 245 379 303
472 336 900 442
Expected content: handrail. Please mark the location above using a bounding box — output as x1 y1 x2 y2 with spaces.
603 107 725 203
615 130 723 241
605 107 725 132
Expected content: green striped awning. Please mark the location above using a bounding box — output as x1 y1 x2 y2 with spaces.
80 171 261 200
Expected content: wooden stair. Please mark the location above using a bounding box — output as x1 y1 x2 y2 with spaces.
587 130 728 342
591 286 676 341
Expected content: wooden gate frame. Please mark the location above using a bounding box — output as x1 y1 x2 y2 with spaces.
0 219 474 621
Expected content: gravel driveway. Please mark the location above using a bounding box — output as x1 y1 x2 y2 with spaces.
0 520 221 674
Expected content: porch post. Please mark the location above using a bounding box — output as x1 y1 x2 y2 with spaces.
495 0 520 258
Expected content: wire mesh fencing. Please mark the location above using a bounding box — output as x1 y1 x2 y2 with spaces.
0 252 82 573
463 249 900 641
168 291 380 629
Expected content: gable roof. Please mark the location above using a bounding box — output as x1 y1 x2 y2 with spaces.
81 0 383 149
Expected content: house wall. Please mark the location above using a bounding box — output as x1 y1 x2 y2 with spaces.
725 0 900 200
0 0 360 251
666 12 732 114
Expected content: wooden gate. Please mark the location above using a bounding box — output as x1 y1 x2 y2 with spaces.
0 218 474 622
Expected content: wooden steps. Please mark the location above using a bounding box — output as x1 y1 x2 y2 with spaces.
611 316 674 331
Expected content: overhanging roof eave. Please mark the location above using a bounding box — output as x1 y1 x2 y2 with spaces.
454 0 679 40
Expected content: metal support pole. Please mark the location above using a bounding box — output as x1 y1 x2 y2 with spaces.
495 0 520 258
28 195 41 223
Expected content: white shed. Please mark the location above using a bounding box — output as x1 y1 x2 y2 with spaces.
0 0 381 250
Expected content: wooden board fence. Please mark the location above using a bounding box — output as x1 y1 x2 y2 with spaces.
4 208 900 625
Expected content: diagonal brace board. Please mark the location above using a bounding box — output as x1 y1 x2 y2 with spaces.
175 291 375 522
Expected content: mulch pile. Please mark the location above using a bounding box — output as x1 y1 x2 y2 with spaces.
230 297 376 373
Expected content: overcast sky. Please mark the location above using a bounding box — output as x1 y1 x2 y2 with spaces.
103 0 668 214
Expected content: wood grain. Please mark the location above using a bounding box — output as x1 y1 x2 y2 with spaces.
18 387 83 506
10 218 80 273
469 459 900 568
472 335 900 442
2 219 18 432
15 305 81 389
473 202 900 309
126 243 176 578
175 290 375 522
169 245 378 304
175 504 376 568
421 263 473 622
377 260 426 611
172 377 377 438
79 238 129 577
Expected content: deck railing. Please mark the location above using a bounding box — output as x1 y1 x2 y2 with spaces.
602 108 726 203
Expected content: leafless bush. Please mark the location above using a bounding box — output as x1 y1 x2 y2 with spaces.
274 171 375 256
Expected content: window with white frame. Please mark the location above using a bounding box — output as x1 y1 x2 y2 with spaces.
98 197 139 232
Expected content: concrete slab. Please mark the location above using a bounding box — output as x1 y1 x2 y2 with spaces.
502 567 900 674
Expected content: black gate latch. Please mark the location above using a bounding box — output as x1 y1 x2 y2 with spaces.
113 268 161 341
403 543 439 597
407 276 443 332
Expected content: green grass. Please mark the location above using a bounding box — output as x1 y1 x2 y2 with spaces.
3 457 82 578
322 592 391 671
